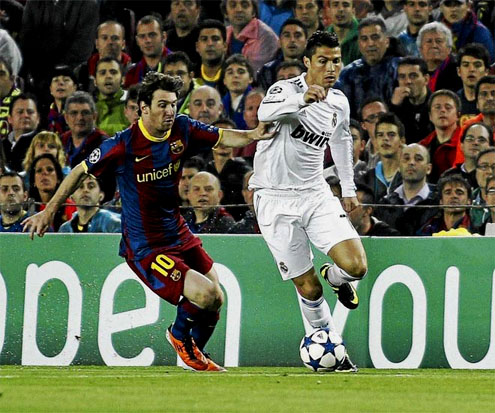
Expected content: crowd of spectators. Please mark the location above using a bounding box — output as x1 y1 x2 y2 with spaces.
1 0 495 236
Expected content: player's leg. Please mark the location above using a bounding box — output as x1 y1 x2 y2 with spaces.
305 192 367 309
291 268 337 333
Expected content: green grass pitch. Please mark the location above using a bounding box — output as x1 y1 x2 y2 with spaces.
0 366 493 412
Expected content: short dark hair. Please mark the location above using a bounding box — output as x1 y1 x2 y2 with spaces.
375 112 405 138
397 56 428 76
293 0 323 10
212 117 237 128
97 20 125 38
183 156 205 171
305 31 339 59
428 89 461 113
437 174 471 200
220 0 258 18
461 122 494 145
476 147 495 167
223 54 255 80
275 60 306 75
164 51 195 73
280 18 307 38
9 93 39 114
457 43 491 69
0 170 26 191
358 16 387 35
126 84 141 105
355 183 375 207
358 96 387 121
95 56 123 75
475 75 495 101
349 118 364 138
138 72 183 108
197 19 227 42
137 15 164 31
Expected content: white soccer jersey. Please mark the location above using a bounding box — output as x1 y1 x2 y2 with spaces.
250 74 356 197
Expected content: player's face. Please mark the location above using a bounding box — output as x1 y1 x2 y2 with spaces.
225 0 255 30
170 0 200 30
72 176 103 207
397 64 428 99
305 46 342 90
280 24 307 60
476 152 495 189
9 99 40 135
429 95 458 130
65 103 97 138
420 31 450 64
276 65 303 81
34 140 59 159
189 88 223 123
50 75 77 101
34 158 59 193
96 23 125 59
189 174 221 212
400 144 431 183
178 167 199 202
243 93 263 129
196 28 227 64
440 182 470 213
223 63 253 94
375 123 403 159
136 21 164 58
95 61 122 97
124 99 139 124
461 124 491 160
358 24 389 66
0 175 26 215
404 0 431 26
329 1 354 28
457 56 488 89
141 90 177 136
477 83 495 115
164 61 193 97
440 0 468 25
294 0 320 29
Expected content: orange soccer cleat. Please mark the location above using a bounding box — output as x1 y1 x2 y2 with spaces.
166 326 209 371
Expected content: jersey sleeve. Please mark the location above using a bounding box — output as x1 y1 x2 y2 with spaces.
258 81 307 122
329 95 356 198
185 117 221 156
82 135 125 178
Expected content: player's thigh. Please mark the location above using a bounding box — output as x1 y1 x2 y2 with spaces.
127 251 190 305
305 193 359 255
328 238 367 276
254 191 313 279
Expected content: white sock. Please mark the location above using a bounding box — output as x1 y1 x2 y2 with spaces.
325 264 365 287
296 291 336 332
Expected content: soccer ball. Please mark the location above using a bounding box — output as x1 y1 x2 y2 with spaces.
299 328 346 372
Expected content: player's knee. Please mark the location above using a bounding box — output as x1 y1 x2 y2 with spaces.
297 280 323 301
197 283 223 311
346 259 368 280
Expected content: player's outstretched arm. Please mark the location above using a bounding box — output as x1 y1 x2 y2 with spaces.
22 162 87 239
219 121 276 148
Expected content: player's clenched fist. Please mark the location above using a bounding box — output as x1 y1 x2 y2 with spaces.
303 84 327 104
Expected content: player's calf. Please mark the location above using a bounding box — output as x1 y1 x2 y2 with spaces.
320 263 360 310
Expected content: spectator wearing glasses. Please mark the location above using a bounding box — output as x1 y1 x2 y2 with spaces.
443 122 493 189
359 97 388 169
470 147 495 228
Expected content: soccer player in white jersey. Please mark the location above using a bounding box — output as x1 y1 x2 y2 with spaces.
250 31 368 372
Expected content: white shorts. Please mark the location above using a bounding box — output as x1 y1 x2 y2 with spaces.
253 186 359 280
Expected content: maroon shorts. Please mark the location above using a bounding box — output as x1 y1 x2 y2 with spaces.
126 244 214 305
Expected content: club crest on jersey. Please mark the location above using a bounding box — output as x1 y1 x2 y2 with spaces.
170 140 184 155
88 148 101 164
332 113 337 127
171 269 182 281
279 262 288 273
291 124 331 148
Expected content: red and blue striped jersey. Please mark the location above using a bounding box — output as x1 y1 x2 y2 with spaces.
82 115 222 261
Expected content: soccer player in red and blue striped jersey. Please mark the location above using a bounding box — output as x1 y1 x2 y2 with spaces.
23 72 274 372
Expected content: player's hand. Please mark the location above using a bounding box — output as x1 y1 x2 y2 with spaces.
255 121 278 140
341 196 359 213
22 210 53 240
303 85 327 104
391 86 410 106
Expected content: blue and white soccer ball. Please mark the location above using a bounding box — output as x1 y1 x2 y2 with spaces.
299 327 346 372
